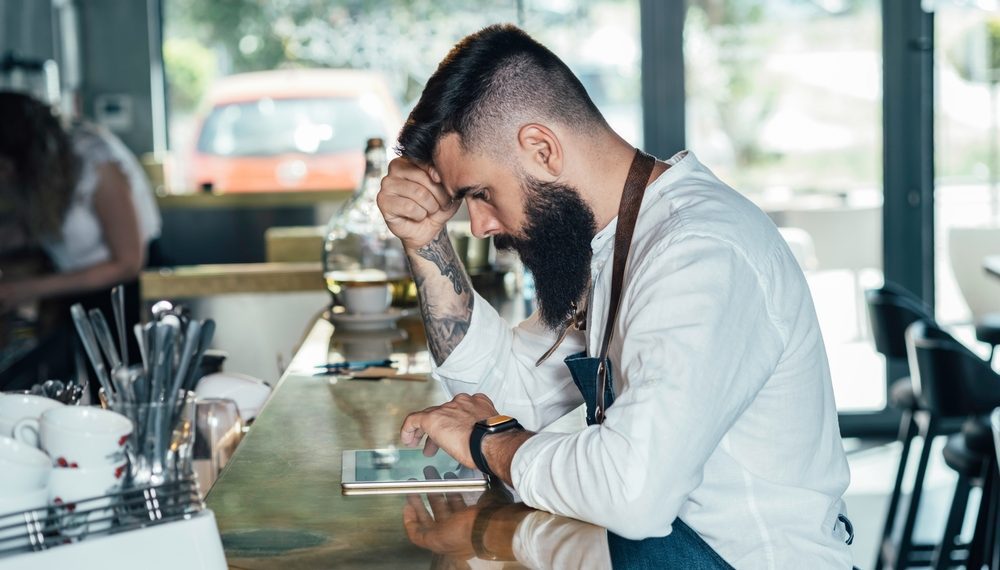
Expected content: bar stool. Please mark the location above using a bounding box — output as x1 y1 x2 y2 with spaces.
906 320 1000 569
866 284 943 569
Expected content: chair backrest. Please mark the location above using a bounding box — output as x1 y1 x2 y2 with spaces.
906 320 1000 417
947 226 1000 321
866 283 935 361
770 206 881 271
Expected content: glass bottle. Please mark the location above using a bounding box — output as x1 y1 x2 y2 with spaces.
322 138 410 306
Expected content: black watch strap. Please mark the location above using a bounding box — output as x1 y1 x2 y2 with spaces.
469 416 523 479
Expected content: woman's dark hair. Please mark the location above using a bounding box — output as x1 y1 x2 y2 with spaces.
397 24 606 164
0 92 79 239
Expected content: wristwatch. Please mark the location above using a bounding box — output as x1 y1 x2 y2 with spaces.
469 415 523 479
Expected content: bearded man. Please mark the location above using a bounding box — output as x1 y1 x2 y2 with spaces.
377 24 853 569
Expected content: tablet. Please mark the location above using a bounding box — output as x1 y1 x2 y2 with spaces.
341 447 487 494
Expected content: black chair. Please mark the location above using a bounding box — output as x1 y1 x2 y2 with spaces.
906 320 1000 569
867 284 945 569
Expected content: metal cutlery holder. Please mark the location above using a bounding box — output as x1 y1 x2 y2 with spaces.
0 298 229 568
0 477 203 558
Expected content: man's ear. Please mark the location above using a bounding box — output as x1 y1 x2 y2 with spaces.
517 124 563 177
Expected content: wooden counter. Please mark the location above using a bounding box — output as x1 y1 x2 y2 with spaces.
205 312 611 569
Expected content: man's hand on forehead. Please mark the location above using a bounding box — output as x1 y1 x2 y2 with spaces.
420 162 467 206
378 156 461 250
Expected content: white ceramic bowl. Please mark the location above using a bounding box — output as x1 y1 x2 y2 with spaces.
195 373 271 421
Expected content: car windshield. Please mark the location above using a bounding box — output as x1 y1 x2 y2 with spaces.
197 96 387 157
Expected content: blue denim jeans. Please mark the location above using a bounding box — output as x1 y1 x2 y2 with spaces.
608 519 735 569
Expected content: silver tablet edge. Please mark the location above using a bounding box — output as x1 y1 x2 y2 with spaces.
342 483 487 496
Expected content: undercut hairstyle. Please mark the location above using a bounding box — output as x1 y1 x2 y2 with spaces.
0 92 79 239
396 24 607 164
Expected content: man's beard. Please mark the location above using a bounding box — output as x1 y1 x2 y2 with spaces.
494 175 598 331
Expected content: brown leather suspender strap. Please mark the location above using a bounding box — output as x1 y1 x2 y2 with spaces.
594 149 656 424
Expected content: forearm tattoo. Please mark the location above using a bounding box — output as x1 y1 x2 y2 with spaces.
412 229 474 365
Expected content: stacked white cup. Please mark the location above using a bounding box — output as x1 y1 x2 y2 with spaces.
0 394 64 446
7 405 133 538
0 394 64 547
0 436 50 549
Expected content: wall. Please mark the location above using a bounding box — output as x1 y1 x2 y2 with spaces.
0 0 54 60
78 0 156 155
0 0 157 156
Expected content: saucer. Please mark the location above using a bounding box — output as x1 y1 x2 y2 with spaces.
327 308 412 331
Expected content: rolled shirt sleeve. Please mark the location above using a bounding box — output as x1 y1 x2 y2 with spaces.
430 290 586 432
510 235 786 539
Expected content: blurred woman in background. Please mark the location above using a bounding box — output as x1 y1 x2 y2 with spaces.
0 92 160 389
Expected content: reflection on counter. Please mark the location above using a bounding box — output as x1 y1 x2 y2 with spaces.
404 486 612 569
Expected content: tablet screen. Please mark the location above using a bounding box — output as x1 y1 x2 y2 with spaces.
343 447 486 489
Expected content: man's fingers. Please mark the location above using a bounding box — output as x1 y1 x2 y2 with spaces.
443 485 466 512
405 494 433 525
401 411 427 446
426 493 453 523
392 197 430 223
382 178 447 217
387 158 453 210
422 436 440 457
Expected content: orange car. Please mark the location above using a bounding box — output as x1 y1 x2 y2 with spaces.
188 69 402 193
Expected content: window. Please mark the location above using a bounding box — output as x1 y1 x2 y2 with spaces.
162 0 641 192
934 2 1000 355
684 0 885 412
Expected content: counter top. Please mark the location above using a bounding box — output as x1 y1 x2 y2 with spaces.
205 312 608 569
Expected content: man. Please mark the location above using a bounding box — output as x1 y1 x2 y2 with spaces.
378 24 852 568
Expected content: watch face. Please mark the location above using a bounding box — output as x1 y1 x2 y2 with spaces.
484 415 514 427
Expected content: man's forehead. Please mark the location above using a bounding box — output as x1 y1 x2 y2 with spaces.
432 133 483 193
431 134 467 176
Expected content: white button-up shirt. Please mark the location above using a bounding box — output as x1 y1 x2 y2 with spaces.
432 151 852 568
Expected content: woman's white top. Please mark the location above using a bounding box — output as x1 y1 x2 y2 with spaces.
41 124 161 272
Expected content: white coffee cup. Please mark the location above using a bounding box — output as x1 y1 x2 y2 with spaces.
0 436 51 494
0 487 47 549
14 407 132 469
49 466 123 537
0 394 64 447
341 283 392 315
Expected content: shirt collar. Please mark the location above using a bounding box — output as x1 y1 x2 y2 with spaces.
589 149 693 258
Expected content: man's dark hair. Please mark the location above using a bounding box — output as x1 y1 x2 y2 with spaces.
397 24 606 164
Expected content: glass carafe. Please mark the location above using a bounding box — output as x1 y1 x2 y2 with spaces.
322 138 412 307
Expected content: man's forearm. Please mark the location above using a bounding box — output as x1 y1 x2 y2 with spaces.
407 228 475 365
